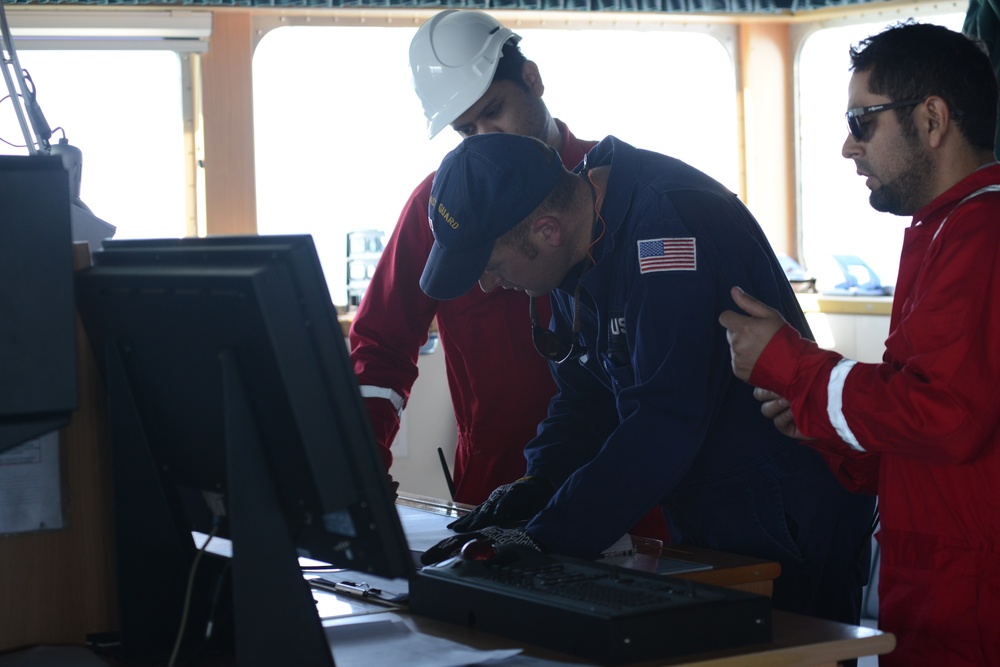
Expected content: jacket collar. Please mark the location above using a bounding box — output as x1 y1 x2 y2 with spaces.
912 162 1000 227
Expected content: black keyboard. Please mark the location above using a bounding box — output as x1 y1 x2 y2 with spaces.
409 545 771 665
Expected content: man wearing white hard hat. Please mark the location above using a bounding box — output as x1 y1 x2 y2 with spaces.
349 10 668 542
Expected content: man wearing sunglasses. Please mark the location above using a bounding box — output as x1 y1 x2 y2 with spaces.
721 22 1000 666
419 132 877 628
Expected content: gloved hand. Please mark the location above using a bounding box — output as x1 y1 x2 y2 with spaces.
448 476 554 533
420 526 542 565
386 472 400 500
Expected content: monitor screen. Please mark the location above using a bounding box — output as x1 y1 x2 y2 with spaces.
0 155 76 453
76 235 414 665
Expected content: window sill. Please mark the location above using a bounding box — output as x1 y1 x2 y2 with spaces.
795 293 893 316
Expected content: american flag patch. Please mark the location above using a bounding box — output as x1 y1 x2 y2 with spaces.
637 237 697 273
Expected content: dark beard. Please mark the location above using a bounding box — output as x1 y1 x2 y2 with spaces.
868 133 933 216
870 186 908 215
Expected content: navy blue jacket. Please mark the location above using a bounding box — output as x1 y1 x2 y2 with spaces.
522 137 874 622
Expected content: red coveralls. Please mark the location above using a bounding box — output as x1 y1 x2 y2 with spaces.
349 121 592 505
750 164 1000 666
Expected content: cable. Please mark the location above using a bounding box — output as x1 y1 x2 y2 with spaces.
0 3 47 154
585 170 607 265
203 559 232 642
167 520 221 667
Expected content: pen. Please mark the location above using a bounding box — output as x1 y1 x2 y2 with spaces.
437 447 456 500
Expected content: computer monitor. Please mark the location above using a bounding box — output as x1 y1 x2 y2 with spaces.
0 155 76 453
75 235 414 666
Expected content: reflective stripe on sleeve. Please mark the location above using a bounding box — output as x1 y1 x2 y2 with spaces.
359 385 405 416
827 359 865 451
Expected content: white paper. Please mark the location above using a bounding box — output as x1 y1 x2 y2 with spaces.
398 503 456 552
70 202 116 257
0 432 64 534
324 615 522 667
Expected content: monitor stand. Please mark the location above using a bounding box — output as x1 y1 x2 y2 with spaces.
104 345 336 666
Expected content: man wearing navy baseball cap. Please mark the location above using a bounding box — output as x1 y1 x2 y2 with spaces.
420 135 568 301
419 132 878 630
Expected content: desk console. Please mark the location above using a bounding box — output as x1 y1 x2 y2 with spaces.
410 545 771 665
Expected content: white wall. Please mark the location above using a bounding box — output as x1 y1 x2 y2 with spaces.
805 312 890 363
387 344 458 500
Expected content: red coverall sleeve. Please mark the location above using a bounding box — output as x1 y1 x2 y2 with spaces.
749 328 881 493
349 173 440 469
751 202 1000 467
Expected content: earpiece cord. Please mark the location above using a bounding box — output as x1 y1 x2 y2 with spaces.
585 170 607 265
528 169 604 362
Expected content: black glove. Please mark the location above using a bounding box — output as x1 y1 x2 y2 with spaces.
420 526 542 565
448 476 554 533
386 472 400 500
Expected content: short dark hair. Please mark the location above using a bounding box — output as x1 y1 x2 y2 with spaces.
850 21 998 151
498 168 578 258
492 39 529 90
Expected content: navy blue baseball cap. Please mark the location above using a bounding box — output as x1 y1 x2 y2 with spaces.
420 134 564 300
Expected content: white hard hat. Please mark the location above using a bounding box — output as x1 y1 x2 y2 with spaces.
410 10 521 139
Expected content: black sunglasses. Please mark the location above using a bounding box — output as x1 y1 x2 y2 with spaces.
846 97 926 141
530 287 584 364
